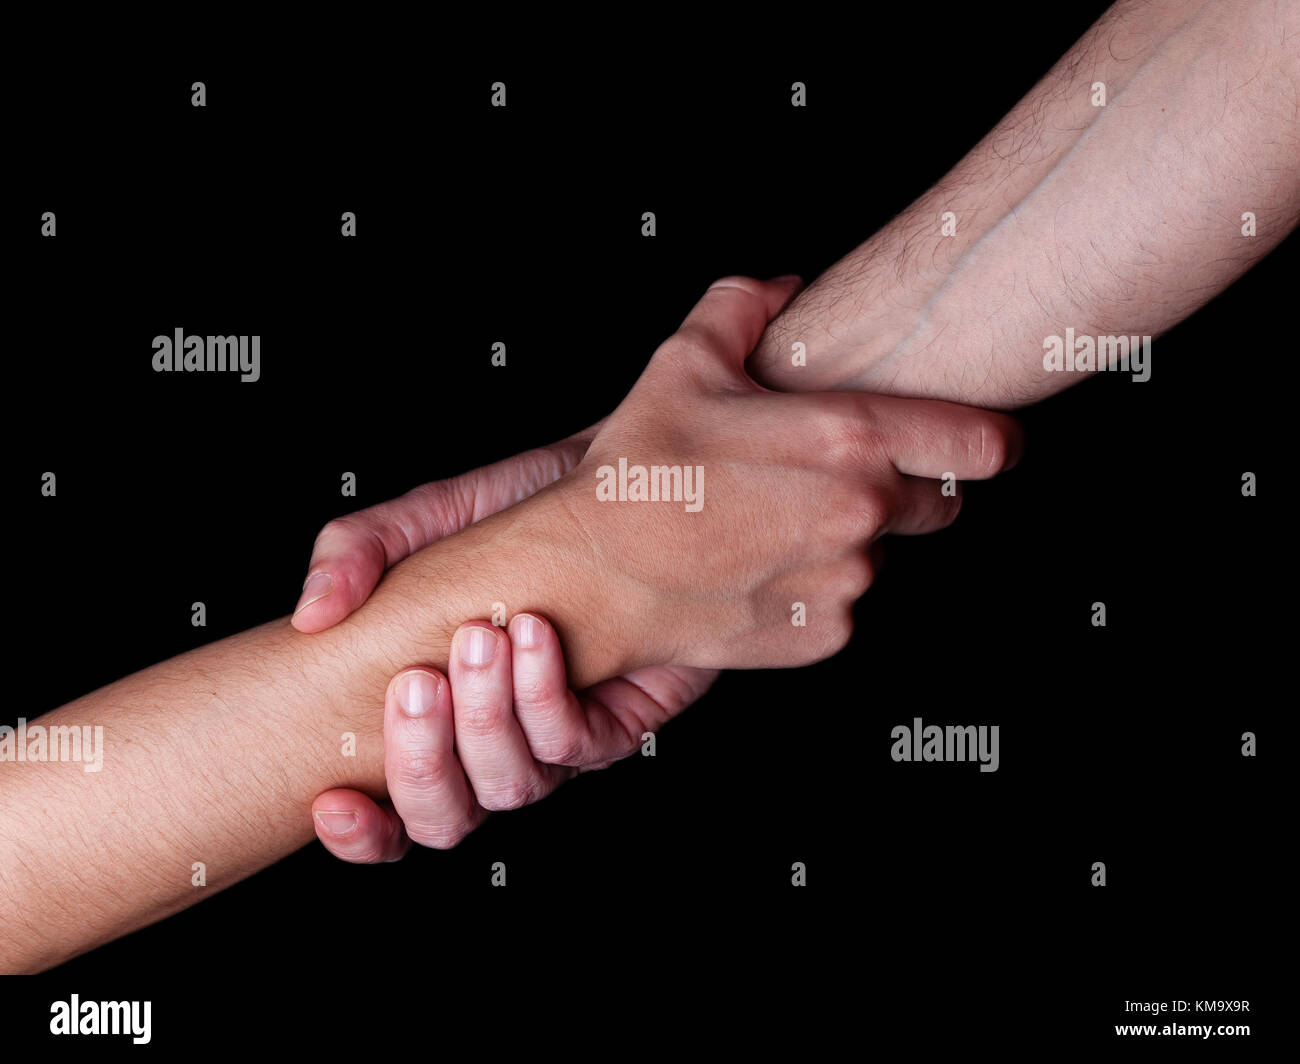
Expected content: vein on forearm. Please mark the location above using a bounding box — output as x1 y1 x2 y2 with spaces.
750 0 1298 407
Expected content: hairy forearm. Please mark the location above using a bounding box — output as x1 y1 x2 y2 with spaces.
0 486 607 972
15 1 1293 967
0 620 383 971
749 0 1299 406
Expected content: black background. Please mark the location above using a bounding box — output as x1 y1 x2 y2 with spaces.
7 5 1287 1053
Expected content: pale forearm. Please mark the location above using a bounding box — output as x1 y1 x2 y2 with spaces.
749 0 1299 406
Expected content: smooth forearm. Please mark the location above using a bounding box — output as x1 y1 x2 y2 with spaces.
749 0 1299 406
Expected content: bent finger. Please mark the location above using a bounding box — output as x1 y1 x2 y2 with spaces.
451 622 571 811
312 790 410 864
385 668 485 849
669 275 803 377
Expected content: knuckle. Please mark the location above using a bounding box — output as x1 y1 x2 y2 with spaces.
824 613 855 657
317 516 345 537
512 670 564 711
843 554 875 598
313 514 387 575
656 329 708 364
455 699 506 738
477 777 540 812
791 609 855 667
827 482 886 543
315 516 353 546
404 478 461 527
533 729 590 768
853 482 890 535
391 751 452 795
407 818 475 851
820 414 878 470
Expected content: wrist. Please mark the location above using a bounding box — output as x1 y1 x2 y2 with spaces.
539 472 662 681
350 477 643 691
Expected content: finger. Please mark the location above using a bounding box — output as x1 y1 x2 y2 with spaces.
312 790 411 864
385 668 485 849
885 473 964 536
671 275 803 376
292 433 598 633
577 665 721 771
510 609 719 770
509 612 623 766
855 395 1024 481
451 622 572 811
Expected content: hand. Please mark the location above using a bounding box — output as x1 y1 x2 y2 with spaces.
550 275 1024 672
312 612 703 860
310 272 1022 859
291 427 599 633
296 430 716 858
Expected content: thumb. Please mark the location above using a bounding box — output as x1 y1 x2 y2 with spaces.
291 428 599 633
668 275 803 379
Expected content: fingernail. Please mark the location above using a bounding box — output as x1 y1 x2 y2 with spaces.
294 572 333 614
513 613 543 649
459 626 497 667
397 671 440 717
314 810 359 837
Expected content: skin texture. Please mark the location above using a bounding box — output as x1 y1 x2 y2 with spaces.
747 0 1299 406
0 281 1011 972
305 279 1022 861
308 0 1300 861
313 612 671 862
295 423 725 859
546 279 1020 670
6 0 1296 961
